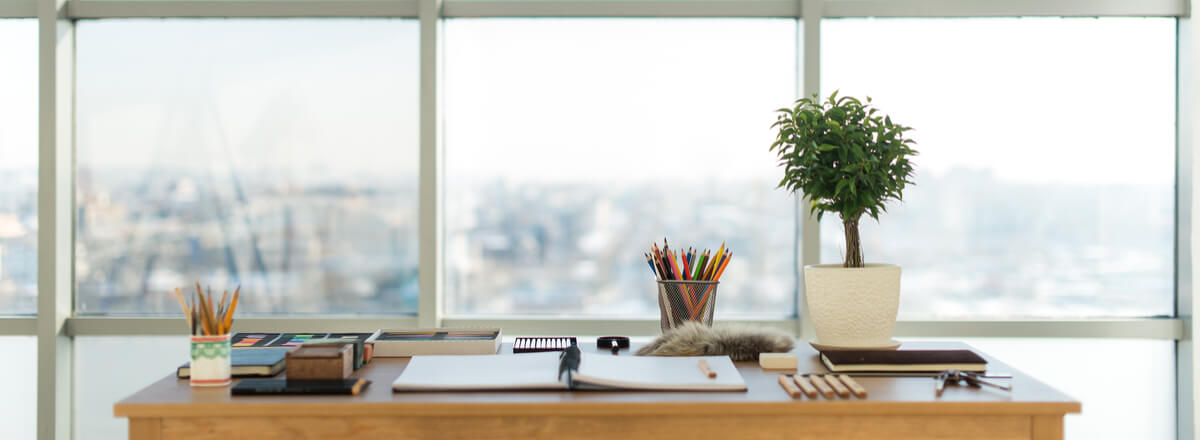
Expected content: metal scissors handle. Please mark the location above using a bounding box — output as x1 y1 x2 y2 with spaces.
935 370 1012 396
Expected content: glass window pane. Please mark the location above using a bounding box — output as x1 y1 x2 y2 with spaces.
445 18 799 317
821 18 1175 318
0 19 37 315
0 337 36 440
75 19 420 315
75 336 188 440
957 338 1174 440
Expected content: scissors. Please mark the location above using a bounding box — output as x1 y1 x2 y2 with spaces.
934 370 1012 396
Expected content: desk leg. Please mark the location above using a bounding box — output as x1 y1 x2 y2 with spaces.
1031 415 1064 440
129 418 162 440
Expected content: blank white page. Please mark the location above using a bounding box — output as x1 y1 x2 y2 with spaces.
574 354 746 391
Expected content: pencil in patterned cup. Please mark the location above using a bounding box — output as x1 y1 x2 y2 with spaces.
172 284 240 387
644 238 733 332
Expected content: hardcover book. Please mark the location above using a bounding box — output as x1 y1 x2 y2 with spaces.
177 347 290 378
820 349 987 373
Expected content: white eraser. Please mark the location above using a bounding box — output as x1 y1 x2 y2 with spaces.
759 353 798 369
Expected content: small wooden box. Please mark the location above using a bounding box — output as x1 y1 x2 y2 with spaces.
285 345 353 380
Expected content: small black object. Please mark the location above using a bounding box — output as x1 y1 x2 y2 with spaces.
934 370 1012 397
514 337 578 353
557 341 581 389
597 336 630 355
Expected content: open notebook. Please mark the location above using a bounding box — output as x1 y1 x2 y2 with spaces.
392 352 746 391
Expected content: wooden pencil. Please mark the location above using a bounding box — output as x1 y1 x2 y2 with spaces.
713 252 733 281
792 375 819 398
824 374 851 397
172 288 192 331
837 374 868 398
223 287 240 333
778 375 802 398
808 374 836 398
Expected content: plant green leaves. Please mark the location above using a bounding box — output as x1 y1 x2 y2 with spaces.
770 91 918 265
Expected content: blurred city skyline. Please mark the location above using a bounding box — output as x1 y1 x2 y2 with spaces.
0 16 1178 320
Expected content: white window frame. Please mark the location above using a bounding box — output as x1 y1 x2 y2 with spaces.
0 0 1192 438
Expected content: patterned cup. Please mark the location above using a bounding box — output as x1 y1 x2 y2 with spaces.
190 334 232 387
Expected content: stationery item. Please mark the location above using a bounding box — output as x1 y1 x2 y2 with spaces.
656 280 718 331
286 345 354 380
934 370 1013 397
698 359 717 378
368 328 502 357
176 347 289 379
392 350 746 392
596 336 630 355
172 284 241 387
230 332 374 348
232 378 370 395
514 337 578 354
838 374 868 398
824 374 851 397
231 333 282 347
644 239 735 331
188 334 232 387
759 353 798 369
173 284 239 336
304 335 371 369
777 375 802 398
791 375 819 398
807 374 836 398
821 350 987 373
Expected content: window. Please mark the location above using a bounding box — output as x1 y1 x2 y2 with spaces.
75 336 185 440
0 19 37 315
74 19 421 314
821 18 1175 318
0 337 35 440
444 18 800 317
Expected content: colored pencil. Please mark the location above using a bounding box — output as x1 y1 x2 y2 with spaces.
680 249 691 281
713 252 733 282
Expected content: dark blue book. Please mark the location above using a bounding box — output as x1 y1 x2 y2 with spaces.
176 347 290 378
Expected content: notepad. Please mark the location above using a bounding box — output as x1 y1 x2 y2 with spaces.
392 352 746 391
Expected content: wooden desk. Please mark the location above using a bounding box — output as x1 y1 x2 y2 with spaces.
114 341 1079 440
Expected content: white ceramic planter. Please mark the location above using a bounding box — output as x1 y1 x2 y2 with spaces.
803 263 901 348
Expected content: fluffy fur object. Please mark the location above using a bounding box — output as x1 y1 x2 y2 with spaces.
635 322 794 361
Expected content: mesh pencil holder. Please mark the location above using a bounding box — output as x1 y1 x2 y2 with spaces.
656 280 718 333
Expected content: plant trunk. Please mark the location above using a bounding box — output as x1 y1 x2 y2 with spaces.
842 214 864 268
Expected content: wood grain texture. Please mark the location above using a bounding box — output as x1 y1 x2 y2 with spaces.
1031 415 1065 440
129 418 162 440
157 415 1034 440
115 341 1080 419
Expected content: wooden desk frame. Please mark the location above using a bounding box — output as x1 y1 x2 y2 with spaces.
116 342 1080 440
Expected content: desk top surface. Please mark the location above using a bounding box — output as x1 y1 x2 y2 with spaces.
114 340 1080 418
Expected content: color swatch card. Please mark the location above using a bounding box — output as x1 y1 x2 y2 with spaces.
230 332 373 348
231 333 282 348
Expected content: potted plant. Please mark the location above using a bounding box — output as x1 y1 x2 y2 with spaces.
770 91 917 349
